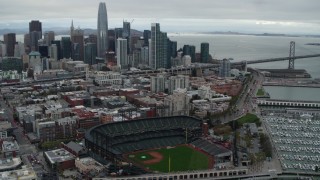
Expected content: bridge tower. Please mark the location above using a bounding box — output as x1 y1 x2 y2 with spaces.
288 41 295 69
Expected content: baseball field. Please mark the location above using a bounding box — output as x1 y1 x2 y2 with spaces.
126 145 212 173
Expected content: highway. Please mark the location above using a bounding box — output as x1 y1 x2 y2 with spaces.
0 74 85 88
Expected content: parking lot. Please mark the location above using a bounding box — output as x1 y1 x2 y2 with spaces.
264 115 320 172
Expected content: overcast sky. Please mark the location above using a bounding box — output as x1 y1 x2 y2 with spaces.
1 0 320 34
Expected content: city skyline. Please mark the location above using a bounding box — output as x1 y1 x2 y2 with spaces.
0 0 320 35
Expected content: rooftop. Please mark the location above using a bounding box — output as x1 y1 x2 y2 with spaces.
2 140 19 152
76 157 103 167
65 141 85 154
0 121 12 131
0 166 36 179
0 158 22 171
45 148 76 164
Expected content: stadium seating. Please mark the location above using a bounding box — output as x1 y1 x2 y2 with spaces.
86 116 203 158
191 139 230 156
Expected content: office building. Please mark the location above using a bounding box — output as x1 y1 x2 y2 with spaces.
42 58 50 70
4 33 16 57
123 21 131 54
71 28 84 61
201 43 209 63
88 34 98 44
168 75 190 94
116 38 128 69
0 43 6 57
169 40 177 58
29 20 42 51
51 40 62 60
166 39 173 69
115 28 123 40
61 37 72 59
97 2 108 57
24 33 31 53
190 45 196 63
150 74 166 93
30 31 41 51
164 88 190 116
29 20 42 35
183 45 190 56
108 29 116 52
1 57 23 73
49 44 58 61
84 43 97 65
143 30 151 46
150 23 168 69
44 31 55 46
44 148 76 171
38 45 49 58
14 43 25 58
140 46 149 65
219 58 231 77
29 51 42 74
114 28 123 52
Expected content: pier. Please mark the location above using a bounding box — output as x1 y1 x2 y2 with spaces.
257 99 320 108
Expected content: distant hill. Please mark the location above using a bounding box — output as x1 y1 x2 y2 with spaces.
0 28 143 37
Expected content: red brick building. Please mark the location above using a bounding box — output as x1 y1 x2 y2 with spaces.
72 108 100 130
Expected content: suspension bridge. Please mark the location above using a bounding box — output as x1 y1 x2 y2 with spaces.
124 41 320 75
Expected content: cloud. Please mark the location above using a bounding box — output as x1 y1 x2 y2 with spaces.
0 0 320 34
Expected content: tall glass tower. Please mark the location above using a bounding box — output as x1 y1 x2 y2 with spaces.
150 23 167 69
97 2 108 58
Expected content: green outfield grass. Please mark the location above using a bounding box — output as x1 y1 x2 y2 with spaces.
127 145 210 173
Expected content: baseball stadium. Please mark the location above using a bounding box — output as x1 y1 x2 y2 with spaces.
85 116 232 175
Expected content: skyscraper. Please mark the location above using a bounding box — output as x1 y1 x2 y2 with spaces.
87 34 98 44
143 30 151 47
29 20 42 35
48 44 58 61
201 43 209 63
51 40 62 60
61 37 72 59
122 21 131 54
183 45 191 56
116 38 128 69
71 28 84 61
38 45 49 58
4 33 16 57
140 46 149 65
167 39 177 69
14 43 24 58
150 23 168 69
44 31 55 46
85 43 97 65
24 33 31 54
30 31 41 51
219 58 231 77
97 2 108 58
29 20 42 51
190 45 196 63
